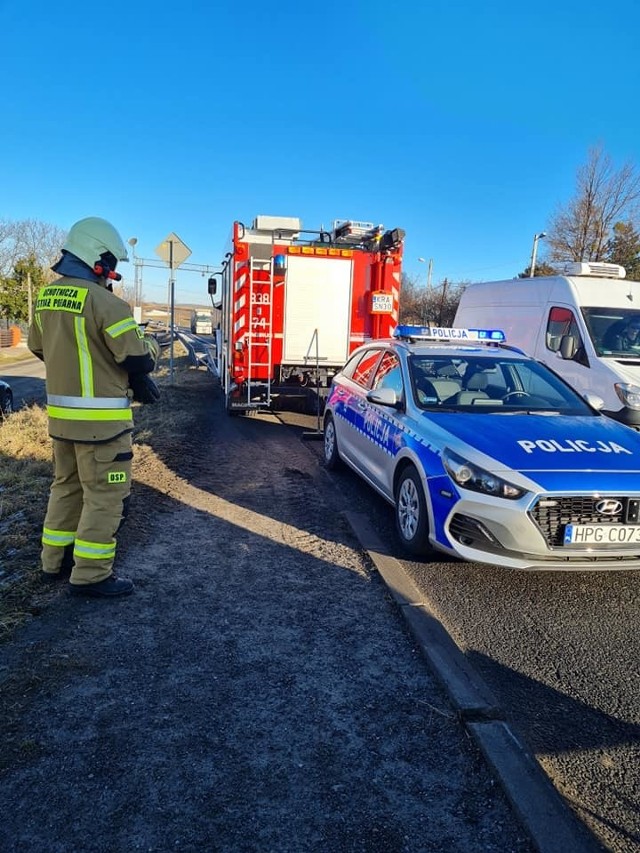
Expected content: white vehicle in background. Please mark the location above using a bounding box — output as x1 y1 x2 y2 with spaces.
190 310 213 335
453 262 640 429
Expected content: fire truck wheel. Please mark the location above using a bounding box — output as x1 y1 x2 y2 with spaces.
323 413 341 469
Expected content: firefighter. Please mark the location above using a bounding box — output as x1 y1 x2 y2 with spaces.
28 216 160 597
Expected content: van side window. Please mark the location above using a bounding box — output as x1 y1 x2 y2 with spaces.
546 306 581 352
546 306 589 367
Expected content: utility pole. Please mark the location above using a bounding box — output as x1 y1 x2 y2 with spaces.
27 271 32 324
530 232 546 277
169 240 176 383
418 257 433 324
154 233 192 385
418 257 433 289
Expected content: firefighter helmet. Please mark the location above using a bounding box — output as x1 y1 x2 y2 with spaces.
62 217 129 269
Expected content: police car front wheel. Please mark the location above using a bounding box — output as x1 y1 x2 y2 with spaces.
395 466 432 556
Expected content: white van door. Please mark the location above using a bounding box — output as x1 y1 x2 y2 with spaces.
540 305 598 398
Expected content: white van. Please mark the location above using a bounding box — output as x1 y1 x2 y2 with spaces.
453 262 640 428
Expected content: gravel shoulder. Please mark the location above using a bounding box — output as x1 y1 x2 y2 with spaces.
0 367 532 853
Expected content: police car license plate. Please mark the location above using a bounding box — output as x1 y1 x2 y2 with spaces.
564 524 640 545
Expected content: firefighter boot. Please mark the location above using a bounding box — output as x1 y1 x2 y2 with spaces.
41 544 75 583
68 573 134 598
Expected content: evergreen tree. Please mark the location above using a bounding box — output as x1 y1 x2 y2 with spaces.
0 254 47 322
606 221 640 280
518 261 557 278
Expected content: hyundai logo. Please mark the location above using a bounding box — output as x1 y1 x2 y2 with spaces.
596 499 623 516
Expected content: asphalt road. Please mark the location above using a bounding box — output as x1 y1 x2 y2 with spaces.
0 351 46 408
280 412 640 853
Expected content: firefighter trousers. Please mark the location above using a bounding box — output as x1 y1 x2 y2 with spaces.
41 433 133 585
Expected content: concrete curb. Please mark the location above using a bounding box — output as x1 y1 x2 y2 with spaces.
344 510 602 853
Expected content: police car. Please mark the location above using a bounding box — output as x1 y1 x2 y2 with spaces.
323 326 640 570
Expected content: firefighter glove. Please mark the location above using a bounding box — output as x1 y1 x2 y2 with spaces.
129 373 161 404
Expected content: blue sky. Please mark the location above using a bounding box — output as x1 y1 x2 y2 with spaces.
2 0 639 305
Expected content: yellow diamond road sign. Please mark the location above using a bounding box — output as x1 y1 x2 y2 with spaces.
155 232 192 269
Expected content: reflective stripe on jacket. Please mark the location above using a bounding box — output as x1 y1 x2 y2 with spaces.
27 277 158 442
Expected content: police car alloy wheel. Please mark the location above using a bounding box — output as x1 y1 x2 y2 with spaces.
323 413 340 469
395 466 431 555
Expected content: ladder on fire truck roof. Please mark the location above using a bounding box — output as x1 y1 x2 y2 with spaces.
331 220 384 246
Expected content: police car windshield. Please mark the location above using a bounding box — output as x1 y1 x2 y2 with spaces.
409 354 593 414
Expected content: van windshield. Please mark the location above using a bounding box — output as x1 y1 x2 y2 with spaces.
583 307 640 357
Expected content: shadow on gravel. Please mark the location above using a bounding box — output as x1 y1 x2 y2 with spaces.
0 369 539 852
134 378 366 552
0 475 535 853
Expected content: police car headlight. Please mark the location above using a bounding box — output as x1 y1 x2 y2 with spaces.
442 449 525 500
614 383 640 410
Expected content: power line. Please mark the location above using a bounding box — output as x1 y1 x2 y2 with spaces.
134 257 220 274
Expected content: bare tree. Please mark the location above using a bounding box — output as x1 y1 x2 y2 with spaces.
0 218 66 279
398 273 425 324
547 146 640 263
113 282 136 306
399 273 467 326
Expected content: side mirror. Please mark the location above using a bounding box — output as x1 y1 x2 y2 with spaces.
207 276 217 296
559 334 577 359
367 387 403 409
583 392 605 410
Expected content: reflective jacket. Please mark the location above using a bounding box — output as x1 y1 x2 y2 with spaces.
28 276 159 442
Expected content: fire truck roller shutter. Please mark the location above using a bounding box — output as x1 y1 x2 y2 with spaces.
283 255 352 364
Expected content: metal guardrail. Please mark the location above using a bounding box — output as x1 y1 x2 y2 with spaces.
175 330 219 378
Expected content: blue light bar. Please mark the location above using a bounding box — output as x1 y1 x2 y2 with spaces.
394 325 506 343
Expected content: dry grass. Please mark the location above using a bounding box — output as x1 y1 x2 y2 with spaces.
130 344 200 441
0 405 53 637
0 339 204 641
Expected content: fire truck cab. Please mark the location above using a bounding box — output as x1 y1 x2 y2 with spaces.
209 214 405 415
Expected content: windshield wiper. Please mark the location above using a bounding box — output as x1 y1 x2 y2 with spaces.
498 409 562 415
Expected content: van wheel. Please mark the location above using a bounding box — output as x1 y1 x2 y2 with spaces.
395 466 434 556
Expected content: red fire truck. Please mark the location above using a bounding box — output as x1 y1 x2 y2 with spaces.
209 214 405 414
